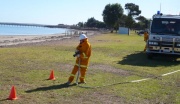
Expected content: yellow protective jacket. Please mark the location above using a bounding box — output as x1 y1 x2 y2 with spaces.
144 32 149 42
75 38 91 68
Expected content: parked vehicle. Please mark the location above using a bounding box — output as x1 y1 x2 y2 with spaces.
146 12 180 60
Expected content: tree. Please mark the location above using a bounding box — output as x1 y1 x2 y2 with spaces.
85 17 106 28
125 15 135 28
124 3 141 29
119 14 128 27
78 17 106 29
135 15 146 23
77 22 84 28
96 21 106 28
102 3 123 32
135 15 151 29
125 3 141 17
86 17 97 28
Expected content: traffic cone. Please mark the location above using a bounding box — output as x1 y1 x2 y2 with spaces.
49 70 55 80
8 86 18 100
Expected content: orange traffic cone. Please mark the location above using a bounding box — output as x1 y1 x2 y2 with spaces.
49 70 55 80
8 86 18 100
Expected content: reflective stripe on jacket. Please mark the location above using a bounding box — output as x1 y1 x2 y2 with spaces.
75 38 91 67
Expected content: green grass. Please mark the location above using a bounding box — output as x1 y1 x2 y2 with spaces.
0 31 179 104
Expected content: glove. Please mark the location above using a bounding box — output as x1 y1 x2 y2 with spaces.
73 50 80 57
76 54 80 58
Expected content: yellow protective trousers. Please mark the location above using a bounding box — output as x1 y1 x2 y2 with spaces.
144 43 147 52
68 64 87 83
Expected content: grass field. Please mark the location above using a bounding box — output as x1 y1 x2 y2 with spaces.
0 31 179 104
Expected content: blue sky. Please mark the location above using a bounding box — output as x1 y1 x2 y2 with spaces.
0 0 179 25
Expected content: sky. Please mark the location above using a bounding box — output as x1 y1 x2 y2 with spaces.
0 0 179 25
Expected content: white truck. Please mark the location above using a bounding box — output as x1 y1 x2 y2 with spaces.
146 13 180 60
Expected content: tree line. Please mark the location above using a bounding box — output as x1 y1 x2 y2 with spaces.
77 3 150 32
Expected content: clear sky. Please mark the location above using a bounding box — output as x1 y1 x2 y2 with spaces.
0 0 179 25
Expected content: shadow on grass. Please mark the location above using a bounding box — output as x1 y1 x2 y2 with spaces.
118 51 179 67
0 99 8 102
25 83 76 93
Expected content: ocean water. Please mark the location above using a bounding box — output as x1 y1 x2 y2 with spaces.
0 25 68 35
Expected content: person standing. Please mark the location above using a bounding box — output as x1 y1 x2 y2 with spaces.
144 31 149 52
66 33 91 85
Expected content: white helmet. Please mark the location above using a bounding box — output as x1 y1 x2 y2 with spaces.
79 34 87 40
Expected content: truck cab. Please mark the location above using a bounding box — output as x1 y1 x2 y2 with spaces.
146 13 180 59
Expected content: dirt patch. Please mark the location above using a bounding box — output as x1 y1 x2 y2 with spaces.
57 63 131 76
68 91 126 104
90 64 131 76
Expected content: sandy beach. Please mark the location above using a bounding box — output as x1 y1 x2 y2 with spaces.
0 31 101 47
0 34 68 46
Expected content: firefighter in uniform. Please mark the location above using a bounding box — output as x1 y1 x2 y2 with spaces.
144 31 149 52
66 33 91 85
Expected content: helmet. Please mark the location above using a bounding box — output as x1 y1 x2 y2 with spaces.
79 34 87 40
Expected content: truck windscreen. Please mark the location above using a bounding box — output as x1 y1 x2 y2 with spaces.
151 18 180 35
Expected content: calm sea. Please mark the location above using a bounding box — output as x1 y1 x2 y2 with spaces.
0 25 68 36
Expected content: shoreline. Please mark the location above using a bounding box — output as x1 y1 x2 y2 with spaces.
0 30 101 47
0 34 68 47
